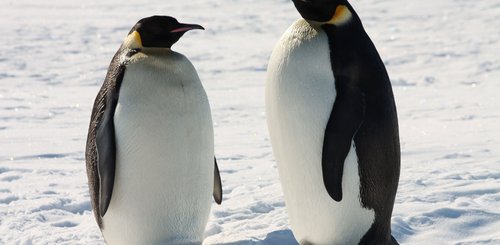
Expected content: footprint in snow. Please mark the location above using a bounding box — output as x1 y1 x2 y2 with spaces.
51 221 79 228
0 195 19 205
1 175 21 182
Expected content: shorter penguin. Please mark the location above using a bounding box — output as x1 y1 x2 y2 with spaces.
266 0 400 244
85 16 223 245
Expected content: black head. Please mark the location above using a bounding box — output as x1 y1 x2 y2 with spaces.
292 0 353 25
125 16 204 49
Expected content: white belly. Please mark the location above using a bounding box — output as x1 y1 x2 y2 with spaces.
102 50 214 245
265 19 375 244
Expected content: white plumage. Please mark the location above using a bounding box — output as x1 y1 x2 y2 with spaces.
101 49 214 245
265 19 375 244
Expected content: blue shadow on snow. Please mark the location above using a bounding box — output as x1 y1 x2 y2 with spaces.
216 229 298 245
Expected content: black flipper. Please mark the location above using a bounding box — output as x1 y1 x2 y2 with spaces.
322 85 365 202
85 47 136 227
213 157 223 204
95 79 121 217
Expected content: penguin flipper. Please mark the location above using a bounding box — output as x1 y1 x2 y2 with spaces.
322 86 365 202
85 48 128 223
95 87 120 217
213 157 223 204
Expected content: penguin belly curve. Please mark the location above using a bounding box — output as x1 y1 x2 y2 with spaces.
102 51 214 245
265 19 375 244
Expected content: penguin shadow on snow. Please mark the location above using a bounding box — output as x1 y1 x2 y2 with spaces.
214 229 299 245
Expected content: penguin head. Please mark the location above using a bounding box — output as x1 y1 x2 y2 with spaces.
292 0 353 26
124 16 204 49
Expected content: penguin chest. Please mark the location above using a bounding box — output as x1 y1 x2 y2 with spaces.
102 52 213 245
265 20 375 244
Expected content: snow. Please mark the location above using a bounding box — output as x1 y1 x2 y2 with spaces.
1 0 499 244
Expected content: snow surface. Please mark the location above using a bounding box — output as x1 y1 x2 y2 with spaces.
1 0 500 244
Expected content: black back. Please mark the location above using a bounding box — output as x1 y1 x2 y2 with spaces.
293 1 400 244
324 5 400 244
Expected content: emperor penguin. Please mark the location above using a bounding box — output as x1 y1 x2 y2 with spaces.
85 16 223 245
265 1 400 244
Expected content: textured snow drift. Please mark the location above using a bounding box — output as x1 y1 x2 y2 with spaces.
1 0 500 244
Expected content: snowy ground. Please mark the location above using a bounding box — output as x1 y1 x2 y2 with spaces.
1 0 500 244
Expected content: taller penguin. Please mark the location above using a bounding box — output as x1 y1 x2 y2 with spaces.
266 1 400 244
85 16 222 245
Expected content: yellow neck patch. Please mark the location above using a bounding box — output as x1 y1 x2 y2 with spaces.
327 5 352 26
123 31 143 49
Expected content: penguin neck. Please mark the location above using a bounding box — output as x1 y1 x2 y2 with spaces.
321 15 369 63
120 47 175 65
134 47 174 56
320 4 365 40
317 4 369 60
320 7 390 93
121 44 173 55
320 7 375 91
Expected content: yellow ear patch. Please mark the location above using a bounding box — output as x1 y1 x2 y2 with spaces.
123 31 143 49
328 5 352 26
